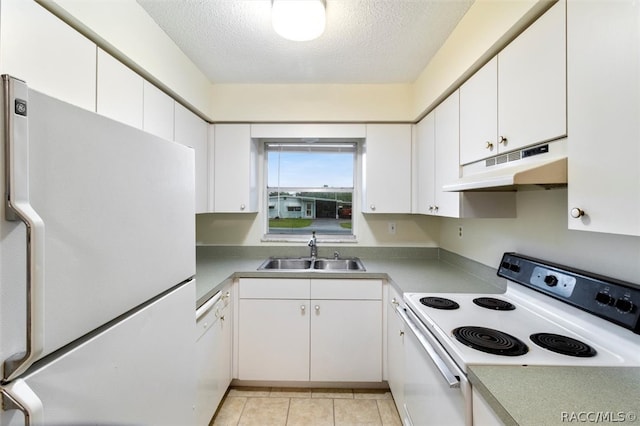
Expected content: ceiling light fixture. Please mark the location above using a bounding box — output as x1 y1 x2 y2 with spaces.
272 0 326 42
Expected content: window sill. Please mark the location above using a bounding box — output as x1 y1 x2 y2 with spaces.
261 234 357 244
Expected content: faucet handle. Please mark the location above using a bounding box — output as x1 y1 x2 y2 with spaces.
333 251 340 259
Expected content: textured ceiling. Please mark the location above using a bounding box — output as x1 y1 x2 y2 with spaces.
136 0 474 84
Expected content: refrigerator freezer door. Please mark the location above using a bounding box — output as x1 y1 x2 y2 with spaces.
0 280 197 426
1 78 195 378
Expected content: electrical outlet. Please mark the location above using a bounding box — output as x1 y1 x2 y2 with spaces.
458 226 463 238
388 222 397 235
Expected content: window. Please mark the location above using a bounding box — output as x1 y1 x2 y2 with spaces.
266 141 355 237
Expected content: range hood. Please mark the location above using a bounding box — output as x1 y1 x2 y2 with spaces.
443 142 568 192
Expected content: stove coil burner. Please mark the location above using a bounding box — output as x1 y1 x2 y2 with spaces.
473 297 516 311
420 297 460 310
453 326 529 356
530 333 597 358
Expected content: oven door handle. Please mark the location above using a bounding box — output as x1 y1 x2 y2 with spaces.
396 305 461 389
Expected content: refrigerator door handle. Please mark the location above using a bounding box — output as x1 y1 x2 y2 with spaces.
1 379 44 426
2 75 45 381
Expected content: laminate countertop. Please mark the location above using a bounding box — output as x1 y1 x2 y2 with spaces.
195 246 505 307
468 365 640 426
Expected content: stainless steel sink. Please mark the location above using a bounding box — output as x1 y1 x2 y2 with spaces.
258 258 312 270
257 257 365 271
312 258 365 271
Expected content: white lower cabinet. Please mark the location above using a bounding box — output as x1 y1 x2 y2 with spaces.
386 286 405 416
238 298 311 381
237 278 382 383
310 299 382 382
472 388 504 426
195 288 232 426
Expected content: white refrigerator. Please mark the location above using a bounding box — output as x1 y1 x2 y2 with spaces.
0 75 197 425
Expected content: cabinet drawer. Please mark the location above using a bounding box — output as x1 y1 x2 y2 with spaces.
239 278 310 299
311 279 382 300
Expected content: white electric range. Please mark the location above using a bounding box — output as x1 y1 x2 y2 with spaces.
398 252 640 426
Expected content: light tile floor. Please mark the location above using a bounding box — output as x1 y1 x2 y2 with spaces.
210 387 403 426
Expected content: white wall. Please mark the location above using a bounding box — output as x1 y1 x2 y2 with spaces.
210 83 413 122
439 188 640 284
195 212 441 247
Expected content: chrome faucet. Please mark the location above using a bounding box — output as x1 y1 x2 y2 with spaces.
308 231 318 258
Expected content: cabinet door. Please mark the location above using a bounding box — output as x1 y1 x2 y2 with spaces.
459 57 498 165
211 305 232 417
567 0 640 236
434 91 461 218
213 124 258 213
237 299 310 381
498 0 566 152
472 389 503 426
0 0 97 111
175 104 209 213
415 113 436 215
363 124 412 213
386 289 405 414
143 81 174 140
96 48 143 129
310 300 382 382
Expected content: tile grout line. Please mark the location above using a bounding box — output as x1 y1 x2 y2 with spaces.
332 398 336 426
284 396 291 426
235 396 248 426
375 399 384 426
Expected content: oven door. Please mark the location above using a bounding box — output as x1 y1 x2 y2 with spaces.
397 306 471 426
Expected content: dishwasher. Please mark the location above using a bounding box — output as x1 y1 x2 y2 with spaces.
195 289 231 426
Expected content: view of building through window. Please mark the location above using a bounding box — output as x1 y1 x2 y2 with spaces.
266 142 355 236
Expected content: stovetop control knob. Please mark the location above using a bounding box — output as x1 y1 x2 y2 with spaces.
615 298 634 314
595 291 614 306
544 275 558 287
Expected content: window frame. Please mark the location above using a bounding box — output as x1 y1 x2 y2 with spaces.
261 139 361 243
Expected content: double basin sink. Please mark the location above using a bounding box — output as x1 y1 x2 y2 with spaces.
258 256 366 271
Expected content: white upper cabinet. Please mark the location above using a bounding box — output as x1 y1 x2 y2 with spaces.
143 81 174 141
363 124 412 214
416 92 462 218
0 0 96 111
459 1 566 165
97 48 143 129
567 0 640 236
433 91 463 218
175 104 209 214
415 112 436 215
416 92 516 219
497 0 566 153
459 57 498 165
213 124 258 213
